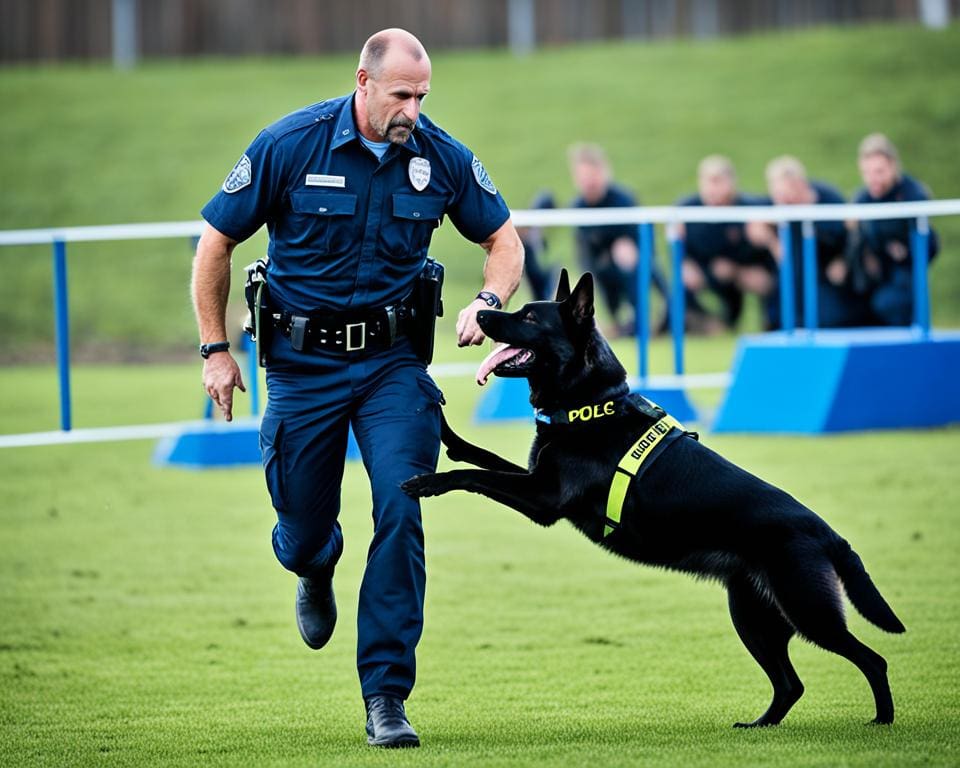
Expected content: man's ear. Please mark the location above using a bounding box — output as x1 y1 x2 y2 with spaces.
568 272 595 324
554 268 571 302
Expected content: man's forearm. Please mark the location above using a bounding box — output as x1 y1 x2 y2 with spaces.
480 221 523 304
192 228 236 342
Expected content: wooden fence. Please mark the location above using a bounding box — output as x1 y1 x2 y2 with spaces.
1 0 955 64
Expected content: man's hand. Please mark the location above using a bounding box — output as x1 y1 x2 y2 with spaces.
202 352 246 422
456 298 489 347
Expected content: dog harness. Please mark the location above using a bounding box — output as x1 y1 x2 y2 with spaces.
604 414 684 538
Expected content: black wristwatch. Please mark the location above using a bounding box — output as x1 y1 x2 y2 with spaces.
199 341 231 359
476 291 502 309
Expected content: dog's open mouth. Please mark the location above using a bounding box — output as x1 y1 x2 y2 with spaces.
476 343 535 386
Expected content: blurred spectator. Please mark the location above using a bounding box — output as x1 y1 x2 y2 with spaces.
517 191 558 301
851 133 940 326
568 143 669 336
747 156 868 329
676 155 777 332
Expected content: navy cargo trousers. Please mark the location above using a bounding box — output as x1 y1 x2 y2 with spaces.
259 332 442 699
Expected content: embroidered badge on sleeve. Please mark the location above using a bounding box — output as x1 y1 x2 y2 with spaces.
223 154 252 194
471 155 497 195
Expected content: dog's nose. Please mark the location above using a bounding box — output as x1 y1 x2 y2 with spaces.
477 310 492 330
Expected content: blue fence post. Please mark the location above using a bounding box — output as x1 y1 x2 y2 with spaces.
778 222 795 334
52 239 72 431
668 225 686 375
637 223 654 382
912 217 931 336
801 221 817 331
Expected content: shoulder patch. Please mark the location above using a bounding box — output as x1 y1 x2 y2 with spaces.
471 155 497 195
223 154 252 194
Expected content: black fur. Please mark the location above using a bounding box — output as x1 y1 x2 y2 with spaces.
403 270 905 727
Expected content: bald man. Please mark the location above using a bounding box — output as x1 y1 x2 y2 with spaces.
193 29 523 747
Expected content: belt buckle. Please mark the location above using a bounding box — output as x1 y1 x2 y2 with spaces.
345 321 366 352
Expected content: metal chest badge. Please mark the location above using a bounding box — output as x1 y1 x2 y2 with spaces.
408 157 431 191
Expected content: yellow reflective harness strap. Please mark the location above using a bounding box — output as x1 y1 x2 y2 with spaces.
603 415 683 538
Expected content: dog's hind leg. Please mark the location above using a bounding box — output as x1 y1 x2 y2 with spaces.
727 573 804 727
766 554 895 725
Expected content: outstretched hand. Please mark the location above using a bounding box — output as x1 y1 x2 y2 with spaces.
456 298 489 347
202 352 246 422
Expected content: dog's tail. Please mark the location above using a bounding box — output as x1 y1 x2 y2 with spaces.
832 539 906 634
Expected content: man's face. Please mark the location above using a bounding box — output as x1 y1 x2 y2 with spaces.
769 176 811 206
859 153 898 199
359 51 431 144
572 161 609 205
699 172 736 207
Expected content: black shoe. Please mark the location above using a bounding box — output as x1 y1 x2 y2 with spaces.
295 571 336 650
365 695 420 748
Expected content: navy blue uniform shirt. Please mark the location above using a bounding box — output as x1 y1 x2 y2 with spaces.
202 94 510 313
677 193 771 267
571 183 638 257
768 181 847 276
853 173 939 270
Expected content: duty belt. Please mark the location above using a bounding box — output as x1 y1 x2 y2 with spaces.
272 305 407 355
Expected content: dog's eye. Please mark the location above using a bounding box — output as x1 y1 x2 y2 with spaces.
523 311 538 324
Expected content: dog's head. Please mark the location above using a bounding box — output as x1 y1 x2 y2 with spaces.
475 270 627 408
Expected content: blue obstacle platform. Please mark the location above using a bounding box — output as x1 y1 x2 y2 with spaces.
154 417 362 468
712 328 960 433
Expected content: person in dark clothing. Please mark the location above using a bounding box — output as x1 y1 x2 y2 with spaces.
568 143 669 336
852 133 940 326
517 190 558 301
677 155 776 332
747 156 868 329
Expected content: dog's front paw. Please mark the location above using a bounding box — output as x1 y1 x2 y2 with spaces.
401 473 449 499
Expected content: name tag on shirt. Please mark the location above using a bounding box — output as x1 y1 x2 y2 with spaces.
305 174 346 188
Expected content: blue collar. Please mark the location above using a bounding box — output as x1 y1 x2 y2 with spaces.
331 93 421 154
535 393 642 427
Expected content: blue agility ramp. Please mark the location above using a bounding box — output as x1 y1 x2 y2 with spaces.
713 328 960 433
154 418 362 469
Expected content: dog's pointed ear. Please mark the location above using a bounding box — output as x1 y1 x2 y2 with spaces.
568 272 595 324
554 268 571 302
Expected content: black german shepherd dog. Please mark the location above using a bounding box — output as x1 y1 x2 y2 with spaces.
403 270 905 727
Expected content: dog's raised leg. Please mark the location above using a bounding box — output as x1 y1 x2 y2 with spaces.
440 411 527 473
727 574 804 727
402 468 562 527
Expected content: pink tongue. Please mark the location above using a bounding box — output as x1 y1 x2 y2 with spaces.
476 344 524 386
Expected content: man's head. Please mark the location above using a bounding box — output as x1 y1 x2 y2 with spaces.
697 155 737 207
355 29 431 145
568 143 612 205
765 155 813 205
858 133 901 199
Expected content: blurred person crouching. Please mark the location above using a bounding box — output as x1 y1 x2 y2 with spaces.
676 155 777 333
568 143 669 336
851 133 940 326
747 156 869 329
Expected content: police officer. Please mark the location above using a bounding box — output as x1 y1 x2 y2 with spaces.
747 156 867 329
677 155 776 331
568 143 669 336
852 133 939 326
191 29 522 748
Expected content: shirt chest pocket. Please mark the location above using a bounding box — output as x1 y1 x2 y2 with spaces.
289 191 358 255
384 193 446 258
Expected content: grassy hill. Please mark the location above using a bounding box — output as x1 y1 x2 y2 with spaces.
1 22 958 360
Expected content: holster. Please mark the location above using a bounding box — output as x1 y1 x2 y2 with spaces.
407 258 444 365
242 257 271 366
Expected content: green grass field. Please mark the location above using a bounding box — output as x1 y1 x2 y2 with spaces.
1 362 959 767
2 21 960 767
